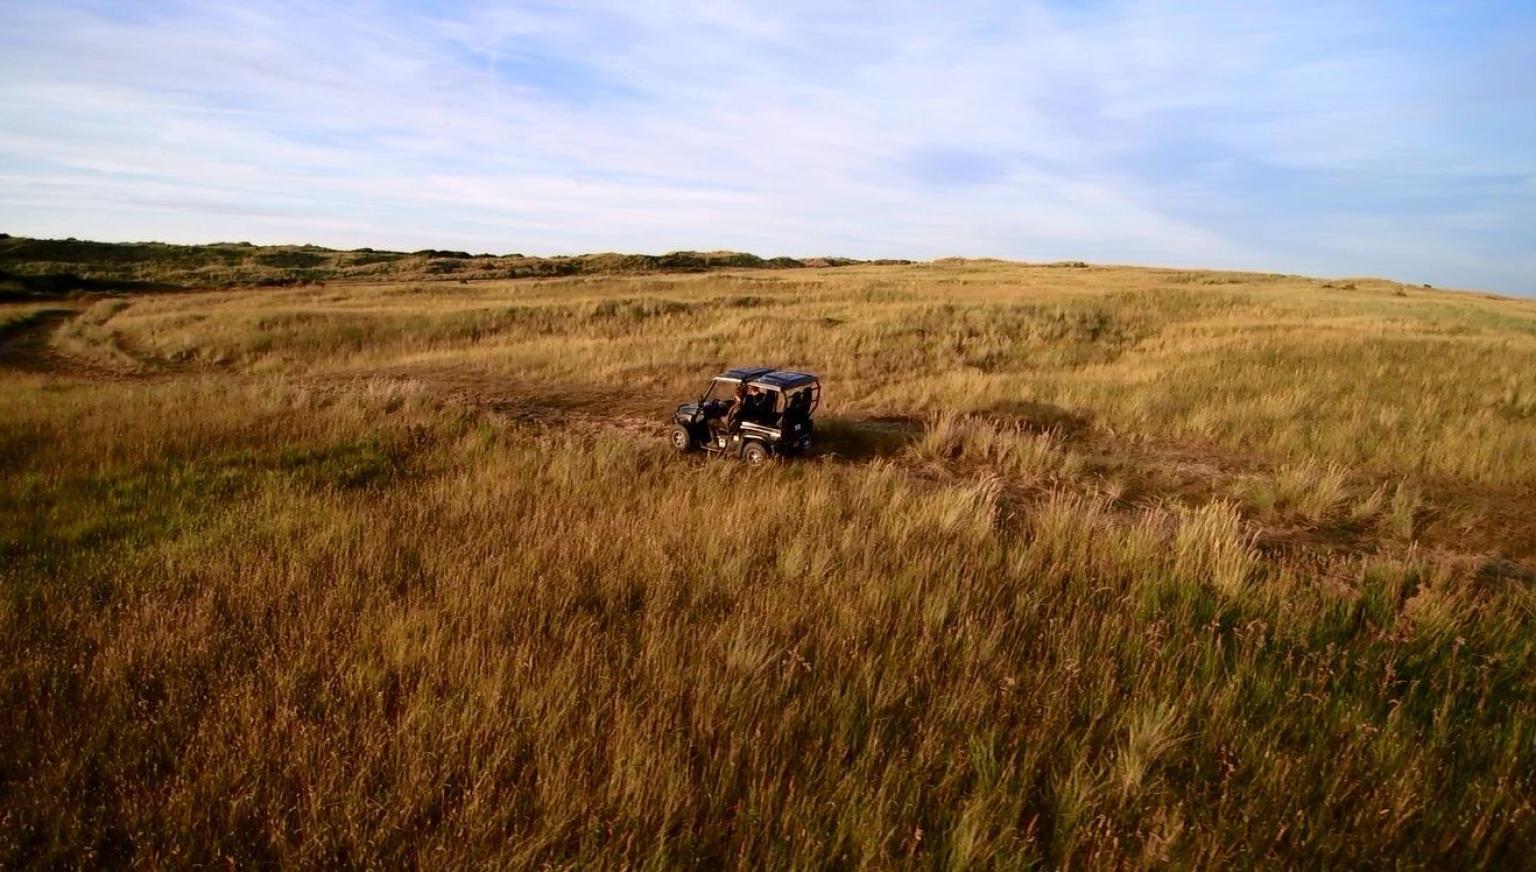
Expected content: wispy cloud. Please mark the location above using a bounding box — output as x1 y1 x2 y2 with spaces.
0 0 1532 292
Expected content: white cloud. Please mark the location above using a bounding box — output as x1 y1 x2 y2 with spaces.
0 0 1531 292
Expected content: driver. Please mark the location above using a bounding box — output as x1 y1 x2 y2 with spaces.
713 382 748 442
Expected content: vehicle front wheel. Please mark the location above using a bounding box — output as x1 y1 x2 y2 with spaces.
668 424 694 453
743 442 769 465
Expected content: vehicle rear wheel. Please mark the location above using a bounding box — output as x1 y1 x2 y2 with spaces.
743 442 769 465
669 425 694 453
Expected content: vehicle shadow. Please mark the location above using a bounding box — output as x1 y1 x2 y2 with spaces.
814 415 924 461
813 400 1092 463
973 399 1093 436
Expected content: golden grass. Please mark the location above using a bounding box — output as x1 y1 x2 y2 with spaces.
77 262 1536 482
2 261 1534 866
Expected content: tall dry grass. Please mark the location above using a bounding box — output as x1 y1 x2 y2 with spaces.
3 262 1535 866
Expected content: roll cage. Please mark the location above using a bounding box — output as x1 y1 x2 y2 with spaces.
699 369 822 422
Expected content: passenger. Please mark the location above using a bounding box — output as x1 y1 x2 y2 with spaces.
743 384 771 425
785 389 810 422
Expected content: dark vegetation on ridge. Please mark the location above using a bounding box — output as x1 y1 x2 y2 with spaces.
0 234 907 298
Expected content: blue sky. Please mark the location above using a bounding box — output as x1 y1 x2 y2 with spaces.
1 1 1533 293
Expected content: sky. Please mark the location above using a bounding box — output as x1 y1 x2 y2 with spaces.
1 1 1533 294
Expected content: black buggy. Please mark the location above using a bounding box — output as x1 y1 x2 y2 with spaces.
668 367 822 464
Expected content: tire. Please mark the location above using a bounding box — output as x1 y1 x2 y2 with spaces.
743 442 769 465
668 424 694 453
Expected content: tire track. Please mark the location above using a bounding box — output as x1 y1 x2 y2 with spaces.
0 307 82 372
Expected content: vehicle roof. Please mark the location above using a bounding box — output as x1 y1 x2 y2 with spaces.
754 370 818 389
717 366 776 382
714 366 819 390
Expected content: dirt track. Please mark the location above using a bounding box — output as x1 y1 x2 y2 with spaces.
0 307 82 373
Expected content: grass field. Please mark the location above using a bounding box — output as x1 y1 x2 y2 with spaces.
3 261 1535 866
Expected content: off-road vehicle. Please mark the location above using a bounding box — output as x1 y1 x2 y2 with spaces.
668 367 821 463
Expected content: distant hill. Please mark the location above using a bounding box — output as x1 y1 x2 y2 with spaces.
0 234 903 298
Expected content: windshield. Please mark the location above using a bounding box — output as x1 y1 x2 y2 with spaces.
702 379 738 402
